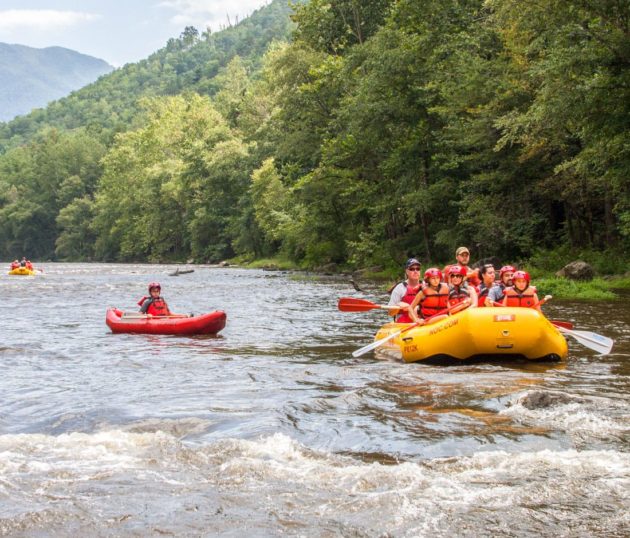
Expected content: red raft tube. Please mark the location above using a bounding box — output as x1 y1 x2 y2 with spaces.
106 308 226 335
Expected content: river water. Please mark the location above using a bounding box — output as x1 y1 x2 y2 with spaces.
1 263 628 537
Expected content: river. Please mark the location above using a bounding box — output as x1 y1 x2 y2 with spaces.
1 263 628 536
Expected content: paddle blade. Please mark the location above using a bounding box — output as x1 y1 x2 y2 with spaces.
550 320 574 330
558 327 614 355
338 297 381 312
352 325 415 357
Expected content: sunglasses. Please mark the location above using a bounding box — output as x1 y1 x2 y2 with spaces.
407 267 421 272
450 274 463 278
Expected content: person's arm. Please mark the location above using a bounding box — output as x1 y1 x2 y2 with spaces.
408 291 424 323
139 298 151 314
387 283 406 317
468 286 478 307
532 291 541 312
485 287 498 307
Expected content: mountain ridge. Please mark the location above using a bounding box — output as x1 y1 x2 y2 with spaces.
0 42 114 122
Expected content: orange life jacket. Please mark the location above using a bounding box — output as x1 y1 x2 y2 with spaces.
503 286 537 308
420 283 449 318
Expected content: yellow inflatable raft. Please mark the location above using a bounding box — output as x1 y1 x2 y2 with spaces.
374 307 568 363
8 267 36 276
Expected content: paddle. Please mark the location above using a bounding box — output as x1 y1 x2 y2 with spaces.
550 320 573 329
121 313 192 319
351 302 465 358
338 297 402 313
556 326 614 355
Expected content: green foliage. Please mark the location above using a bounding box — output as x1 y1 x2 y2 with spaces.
0 0 627 281
533 277 616 300
527 246 630 276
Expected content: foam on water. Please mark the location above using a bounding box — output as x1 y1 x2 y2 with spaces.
502 393 629 446
0 430 628 536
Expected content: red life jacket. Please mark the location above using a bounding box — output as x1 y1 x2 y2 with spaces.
476 283 492 307
142 297 171 316
504 286 537 308
448 283 470 306
396 282 422 323
420 283 449 318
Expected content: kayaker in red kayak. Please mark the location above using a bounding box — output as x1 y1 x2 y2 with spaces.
138 282 172 317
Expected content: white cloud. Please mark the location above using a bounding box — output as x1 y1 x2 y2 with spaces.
159 0 268 29
0 10 100 31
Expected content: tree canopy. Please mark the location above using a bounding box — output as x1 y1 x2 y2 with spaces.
0 0 628 270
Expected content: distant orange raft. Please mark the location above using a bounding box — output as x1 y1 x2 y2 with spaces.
106 308 226 335
374 307 568 363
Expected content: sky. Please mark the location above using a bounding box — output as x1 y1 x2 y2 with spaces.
0 0 272 67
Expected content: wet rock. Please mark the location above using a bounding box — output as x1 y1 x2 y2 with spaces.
218 261 230 267
556 260 594 281
516 390 584 409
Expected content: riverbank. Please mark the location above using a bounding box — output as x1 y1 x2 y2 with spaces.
234 256 630 301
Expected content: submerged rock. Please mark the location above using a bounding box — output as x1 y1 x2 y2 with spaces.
516 390 585 409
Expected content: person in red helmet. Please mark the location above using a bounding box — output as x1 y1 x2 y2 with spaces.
486 265 515 306
447 265 477 310
138 282 172 316
408 268 450 323
502 270 541 311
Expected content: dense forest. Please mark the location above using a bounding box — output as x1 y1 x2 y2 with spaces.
0 0 628 272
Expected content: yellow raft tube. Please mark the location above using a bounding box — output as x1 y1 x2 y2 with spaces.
374 307 568 363
8 267 36 276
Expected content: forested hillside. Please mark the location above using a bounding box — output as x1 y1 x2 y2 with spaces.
0 0 628 272
0 43 113 122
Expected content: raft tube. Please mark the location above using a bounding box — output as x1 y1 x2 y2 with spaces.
8 267 36 276
374 307 568 363
106 308 226 335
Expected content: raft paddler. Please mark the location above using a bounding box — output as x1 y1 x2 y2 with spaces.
486 265 515 306
408 268 449 323
138 282 172 317
502 270 541 312
476 264 496 307
447 265 478 309
387 258 422 323
444 246 480 287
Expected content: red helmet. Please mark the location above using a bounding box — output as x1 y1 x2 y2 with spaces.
499 265 515 278
148 281 161 292
512 270 530 284
448 265 467 277
424 267 442 281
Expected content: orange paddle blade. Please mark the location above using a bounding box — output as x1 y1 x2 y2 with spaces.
338 297 390 312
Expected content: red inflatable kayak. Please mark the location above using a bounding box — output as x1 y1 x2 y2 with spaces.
106 308 226 335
